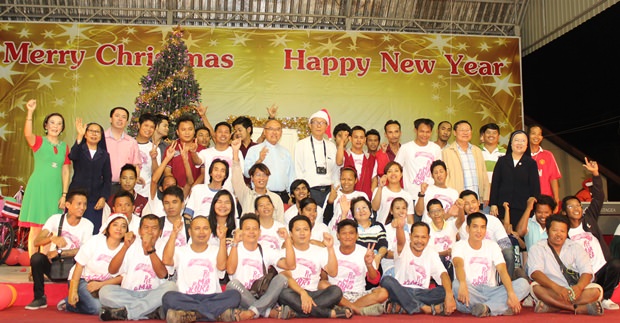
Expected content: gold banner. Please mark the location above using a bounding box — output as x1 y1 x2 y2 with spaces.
0 22 522 194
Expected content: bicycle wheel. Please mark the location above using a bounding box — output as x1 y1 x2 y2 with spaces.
0 221 14 265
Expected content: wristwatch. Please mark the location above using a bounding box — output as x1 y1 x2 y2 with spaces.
418 193 425 197
57 249 63 256
146 249 156 255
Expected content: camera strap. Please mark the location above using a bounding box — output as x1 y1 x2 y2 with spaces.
310 136 327 170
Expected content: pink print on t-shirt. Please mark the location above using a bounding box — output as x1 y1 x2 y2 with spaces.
469 257 491 286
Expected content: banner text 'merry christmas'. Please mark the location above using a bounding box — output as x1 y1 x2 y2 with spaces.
283 49 506 77
2 42 234 69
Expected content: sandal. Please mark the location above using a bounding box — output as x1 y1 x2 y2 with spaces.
279 305 296 320
430 303 447 316
471 303 491 317
534 300 550 313
585 301 604 316
332 306 353 319
217 308 241 322
384 301 403 314
360 304 384 316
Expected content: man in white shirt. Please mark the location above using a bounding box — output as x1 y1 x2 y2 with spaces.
26 189 94 310
134 113 156 197
381 221 456 316
244 119 296 204
528 214 604 315
98 214 177 320
394 118 442 200
295 110 341 207
452 213 529 317
197 121 244 193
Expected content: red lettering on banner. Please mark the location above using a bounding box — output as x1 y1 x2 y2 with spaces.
379 51 436 74
3 41 86 70
283 49 371 77
444 54 504 76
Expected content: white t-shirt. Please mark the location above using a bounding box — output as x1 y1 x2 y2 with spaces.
458 213 508 244
419 185 459 224
185 184 219 217
349 151 378 181
569 226 606 273
174 244 225 294
259 221 287 250
382 223 410 277
311 222 332 242
429 219 459 254
452 239 505 287
71 234 122 281
394 244 446 289
230 243 281 289
329 245 373 293
294 137 338 188
326 190 368 232
372 187 414 225
42 213 94 251
394 141 442 198
135 141 154 197
156 216 188 251
119 237 166 291
143 196 166 218
197 146 244 193
282 244 329 291
284 205 324 229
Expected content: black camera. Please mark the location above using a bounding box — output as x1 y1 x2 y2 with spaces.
316 166 327 174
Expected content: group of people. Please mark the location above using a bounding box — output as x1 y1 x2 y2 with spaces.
18 100 619 322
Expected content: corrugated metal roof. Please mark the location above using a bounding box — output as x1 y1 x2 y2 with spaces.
0 0 528 36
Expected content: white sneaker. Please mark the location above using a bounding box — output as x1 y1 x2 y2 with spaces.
522 294 535 307
602 299 619 310
56 298 67 311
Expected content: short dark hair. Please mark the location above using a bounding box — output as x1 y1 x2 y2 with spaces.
140 213 162 230
561 195 580 214
337 219 358 233
480 123 500 135
214 121 232 133
239 213 260 229
289 214 312 232
535 195 557 212
162 186 184 202
109 107 129 119
384 120 401 132
254 195 273 211
453 120 472 132
350 196 372 215
176 114 195 129
298 197 317 213
196 126 211 136
139 113 156 126
430 160 446 173
351 125 366 135
333 123 351 136
366 129 381 142
459 189 478 200
232 116 253 135
120 163 137 178
154 114 170 127
289 179 310 204
527 124 543 135
66 189 88 203
249 163 271 177
384 161 403 174
426 198 443 212
466 212 487 226
340 167 358 179
208 159 229 184
545 214 570 232
437 120 452 129
43 113 66 133
414 118 435 130
113 190 135 205
411 221 430 235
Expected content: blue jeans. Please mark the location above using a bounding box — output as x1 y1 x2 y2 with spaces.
452 278 529 316
65 279 101 314
381 276 446 314
278 285 342 318
99 281 177 320
226 274 288 317
162 290 241 321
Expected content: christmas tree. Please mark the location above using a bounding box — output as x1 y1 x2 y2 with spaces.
130 26 202 137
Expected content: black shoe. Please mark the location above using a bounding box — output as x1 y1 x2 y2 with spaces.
25 296 47 310
100 306 128 321
147 306 164 320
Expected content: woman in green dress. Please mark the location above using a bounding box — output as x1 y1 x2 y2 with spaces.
19 99 71 257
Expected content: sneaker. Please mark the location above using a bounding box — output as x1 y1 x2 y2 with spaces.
522 294 535 307
25 297 47 310
56 298 67 311
166 308 198 323
602 299 620 310
471 303 491 317
100 306 128 321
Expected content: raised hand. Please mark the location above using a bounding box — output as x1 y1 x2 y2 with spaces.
277 227 289 241
259 146 269 162
231 138 241 151
193 102 207 116
26 99 36 112
233 229 244 243
378 175 387 187
149 143 158 160
216 224 228 240
526 197 537 210
172 217 183 235
420 182 428 194
364 242 376 265
339 196 351 215
327 184 339 204
583 157 599 175
267 104 278 118
502 201 510 211
380 143 388 152
322 232 334 248
75 118 86 138
124 231 136 247
164 141 178 162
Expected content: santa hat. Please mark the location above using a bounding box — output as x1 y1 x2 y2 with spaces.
309 109 332 139
100 213 129 234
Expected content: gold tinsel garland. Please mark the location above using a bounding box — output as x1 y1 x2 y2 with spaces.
226 115 310 140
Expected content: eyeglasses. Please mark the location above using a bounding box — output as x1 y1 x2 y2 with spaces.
87 129 101 134
253 173 269 178
311 121 327 126
264 127 282 132
355 206 370 213
513 139 527 143
566 204 582 209
429 209 443 215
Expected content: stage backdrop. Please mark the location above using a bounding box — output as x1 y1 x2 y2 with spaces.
0 22 522 194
